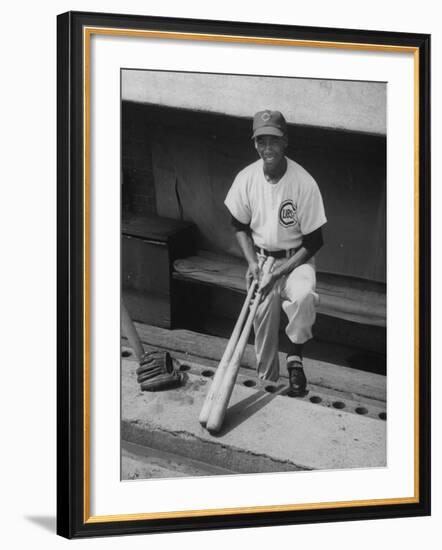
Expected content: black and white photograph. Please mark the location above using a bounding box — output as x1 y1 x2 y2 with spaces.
0 0 437 545
120 69 387 480
53 7 430 540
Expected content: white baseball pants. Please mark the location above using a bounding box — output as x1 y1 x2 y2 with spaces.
253 256 318 381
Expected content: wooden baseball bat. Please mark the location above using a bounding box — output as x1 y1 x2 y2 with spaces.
199 262 263 427
206 256 275 433
121 300 145 363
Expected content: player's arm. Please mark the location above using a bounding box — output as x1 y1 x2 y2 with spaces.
230 215 260 286
260 226 324 296
275 226 324 278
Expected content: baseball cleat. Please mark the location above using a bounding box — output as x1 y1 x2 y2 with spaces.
287 356 307 396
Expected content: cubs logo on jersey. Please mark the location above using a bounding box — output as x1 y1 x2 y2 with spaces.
279 199 298 228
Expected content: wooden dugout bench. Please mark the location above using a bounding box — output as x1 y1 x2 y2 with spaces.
122 215 386 354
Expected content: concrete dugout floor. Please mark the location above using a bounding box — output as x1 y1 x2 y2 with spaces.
121 327 386 479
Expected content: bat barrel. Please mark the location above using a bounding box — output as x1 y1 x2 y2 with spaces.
205 298 260 433
199 278 258 426
206 256 275 433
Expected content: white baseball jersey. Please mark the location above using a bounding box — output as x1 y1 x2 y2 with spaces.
225 157 327 251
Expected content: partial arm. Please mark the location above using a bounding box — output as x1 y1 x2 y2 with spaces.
260 226 325 297
273 226 324 279
230 215 260 286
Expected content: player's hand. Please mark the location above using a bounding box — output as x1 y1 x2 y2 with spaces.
246 261 260 289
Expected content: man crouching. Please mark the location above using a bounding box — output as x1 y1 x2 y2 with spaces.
224 110 327 395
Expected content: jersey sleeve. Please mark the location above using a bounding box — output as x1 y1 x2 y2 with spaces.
297 174 327 235
224 172 251 225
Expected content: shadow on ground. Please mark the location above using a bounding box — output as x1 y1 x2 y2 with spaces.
214 386 285 436
25 515 56 533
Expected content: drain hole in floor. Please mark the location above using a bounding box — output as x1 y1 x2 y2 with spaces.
243 379 256 387
355 407 369 415
332 401 346 409
121 350 132 358
310 396 322 404
379 412 387 420
201 370 214 377
179 364 191 372
265 385 277 393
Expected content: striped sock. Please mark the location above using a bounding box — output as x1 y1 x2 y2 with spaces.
287 355 303 366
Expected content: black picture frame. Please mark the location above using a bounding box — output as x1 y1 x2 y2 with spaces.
57 10 431 539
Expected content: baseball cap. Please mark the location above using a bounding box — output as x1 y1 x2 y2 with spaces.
252 110 287 139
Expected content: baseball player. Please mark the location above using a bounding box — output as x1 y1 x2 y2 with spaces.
224 110 327 395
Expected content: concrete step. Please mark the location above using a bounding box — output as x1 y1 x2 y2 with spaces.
122 354 386 475
122 440 236 479
130 323 386 403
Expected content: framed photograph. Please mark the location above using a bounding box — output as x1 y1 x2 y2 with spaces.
57 11 431 538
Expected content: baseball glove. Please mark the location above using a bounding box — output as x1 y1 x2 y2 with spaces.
136 350 183 391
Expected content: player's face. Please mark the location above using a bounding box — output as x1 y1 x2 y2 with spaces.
254 135 287 171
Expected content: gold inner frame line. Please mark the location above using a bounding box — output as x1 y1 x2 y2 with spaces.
85 26 418 53
82 26 421 524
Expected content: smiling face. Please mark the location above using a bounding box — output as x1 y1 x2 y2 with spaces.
254 134 288 174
